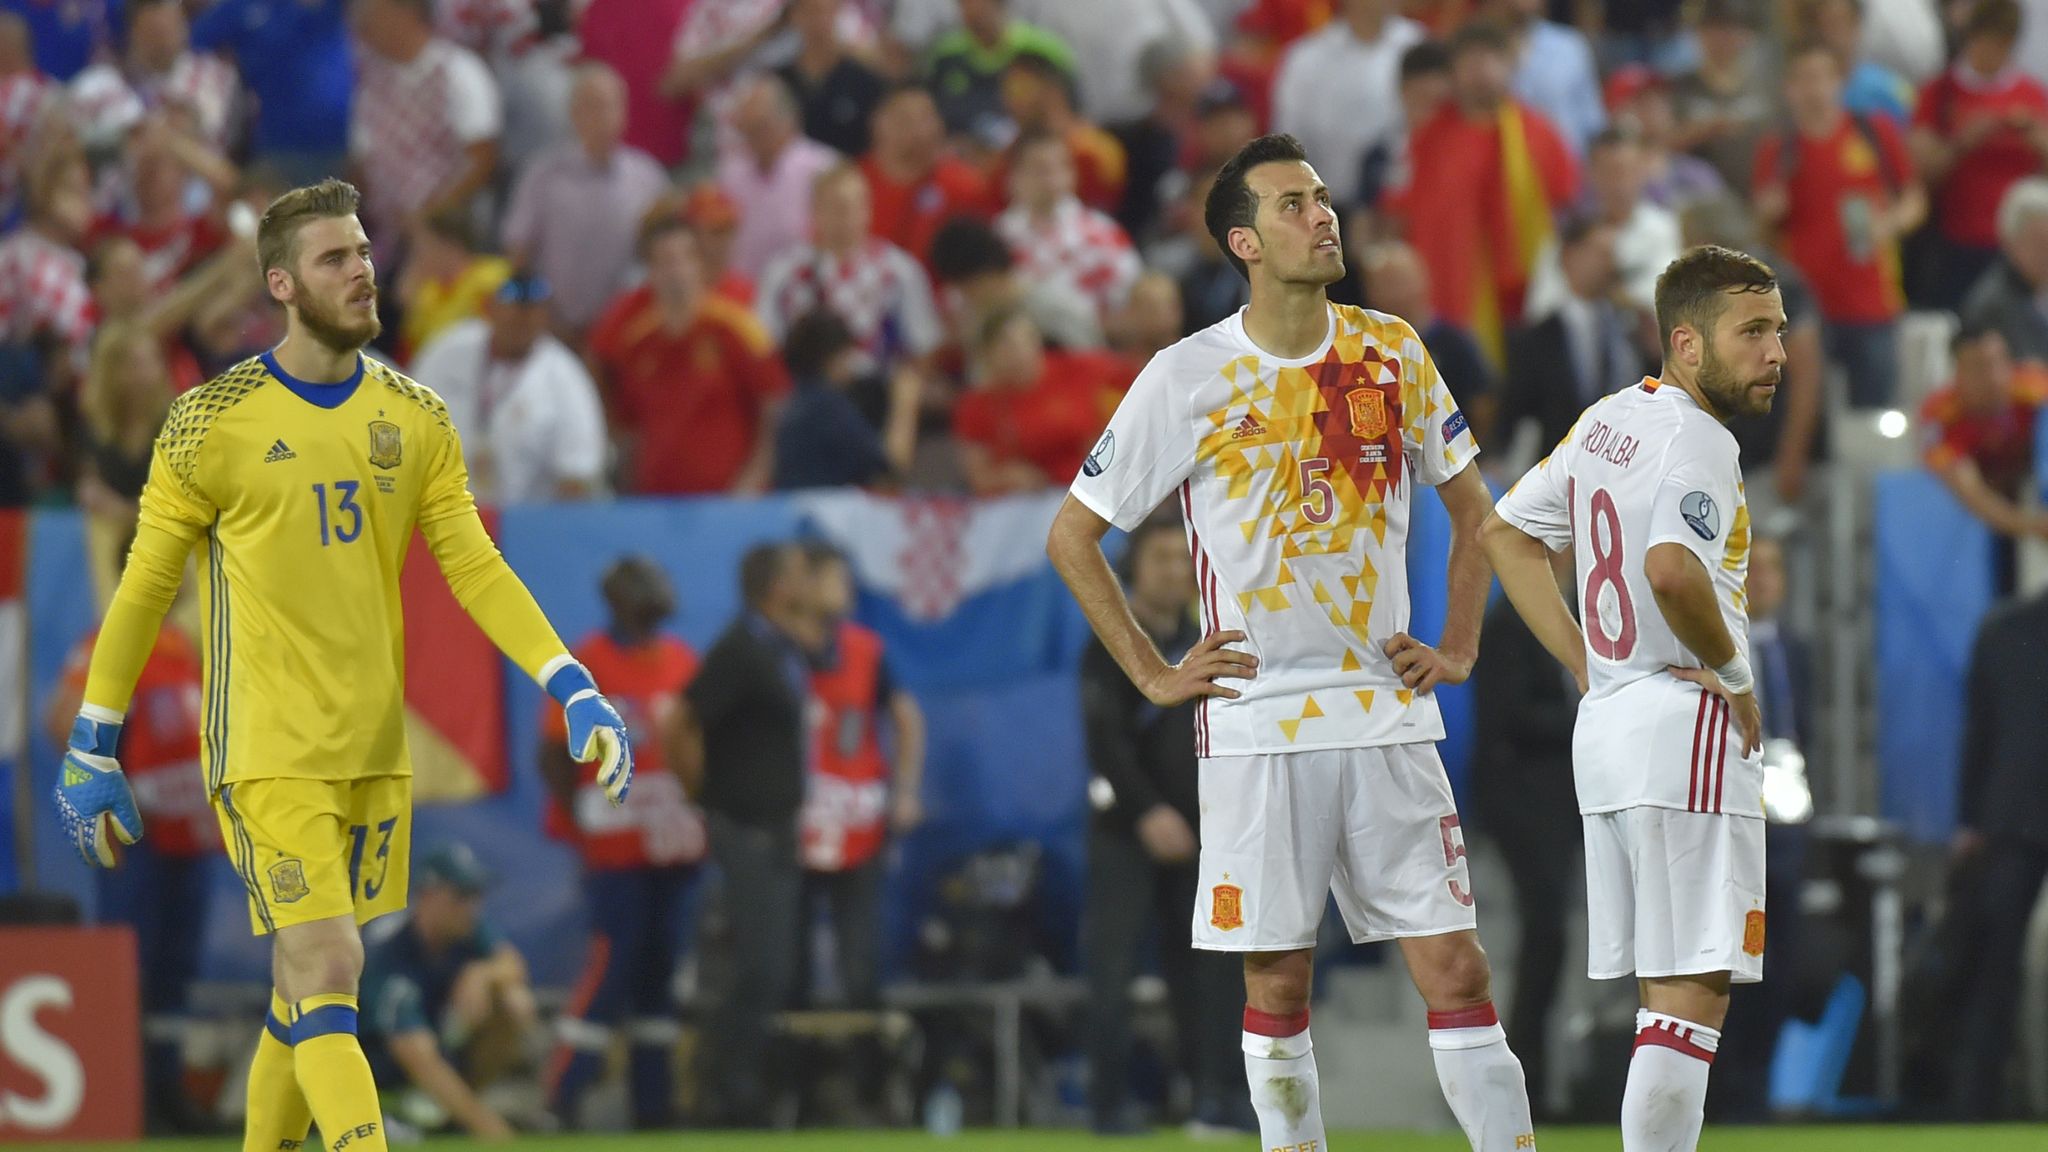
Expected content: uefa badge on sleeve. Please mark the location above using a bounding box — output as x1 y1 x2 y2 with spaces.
1681 491 1720 541
1082 430 1115 477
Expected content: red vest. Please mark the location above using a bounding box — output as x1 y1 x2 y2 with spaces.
61 629 214 857
800 622 891 871
541 632 706 870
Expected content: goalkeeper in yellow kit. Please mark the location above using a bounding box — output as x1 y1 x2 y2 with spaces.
50 180 632 1152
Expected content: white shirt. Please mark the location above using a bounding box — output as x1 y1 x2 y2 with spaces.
995 198 1143 318
1493 379 1761 817
1015 0 1218 124
755 237 944 361
1524 199 1682 319
409 318 607 505
1069 303 1479 756
1270 15 1426 206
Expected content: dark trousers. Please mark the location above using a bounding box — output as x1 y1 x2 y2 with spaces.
95 842 210 1116
707 813 802 1122
1954 838 2048 1119
798 859 884 1008
1485 804 1577 1114
1083 823 1244 1125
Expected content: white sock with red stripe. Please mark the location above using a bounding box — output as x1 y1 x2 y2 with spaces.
1427 1002 1538 1150
1243 1007 1326 1152
1621 1010 1720 1152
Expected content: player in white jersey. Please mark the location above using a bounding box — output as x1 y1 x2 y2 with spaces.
1047 134 1536 1152
1483 245 1786 1152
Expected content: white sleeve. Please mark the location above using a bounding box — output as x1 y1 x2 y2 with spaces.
1492 438 1573 552
1645 429 1742 571
891 248 945 358
1398 321 1481 487
408 330 474 432
547 350 610 490
753 254 797 344
443 47 503 143
1067 352 1195 531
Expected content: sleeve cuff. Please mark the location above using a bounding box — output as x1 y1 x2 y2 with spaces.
1069 482 1137 532
541 657 592 705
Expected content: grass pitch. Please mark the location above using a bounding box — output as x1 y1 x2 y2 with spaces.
45 1127 2048 1151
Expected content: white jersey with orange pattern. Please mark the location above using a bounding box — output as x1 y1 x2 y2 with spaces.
1069 303 1479 756
1492 378 1762 817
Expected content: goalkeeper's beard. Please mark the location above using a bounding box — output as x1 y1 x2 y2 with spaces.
292 280 382 356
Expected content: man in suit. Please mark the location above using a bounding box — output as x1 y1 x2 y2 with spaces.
1497 215 1643 455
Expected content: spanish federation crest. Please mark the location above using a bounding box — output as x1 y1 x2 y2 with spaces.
1210 883 1244 931
367 420 403 470
1742 908 1766 957
269 858 310 904
1347 387 1388 439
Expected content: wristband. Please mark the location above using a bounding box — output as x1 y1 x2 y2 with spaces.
543 659 597 707
1712 654 1754 696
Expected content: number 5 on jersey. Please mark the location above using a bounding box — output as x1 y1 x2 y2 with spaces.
313 480 363 546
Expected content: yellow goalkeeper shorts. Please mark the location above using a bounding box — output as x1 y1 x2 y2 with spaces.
213 775 412 935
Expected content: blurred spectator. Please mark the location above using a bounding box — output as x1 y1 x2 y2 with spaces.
1079 516 1247 1135
1383 19 1579 366
1357 40 1450 212
97 118 237 294
348 0 502 257
1020 0 1218 127
1919 326 2048 592
434 0 538 63
48 614 214 1133
1359 238 1496 439
1756 39 1924 409
860 83 995 266
1270 0 1425 211
444 0 573 172
757 163 945 368
1112 36 1217 242
1950 581 2048 1119
410 274 607 505
0 0 114 81
995 49 1127 212
861 83 996 267
928 214 1104 349
395 207 510 362
1669 0 1779 193
576 0 691 167
191 0 353 187
542 556 706 1131
679 183 757 306
75 322 170 539
678 542 827 1127
0 146 95 369
1488 0 1605 156
1862 0 1947 84
1497 215 1640 453
996 131 1143 319
1909 0 2048 308
662 0 878 161
1963 176 2048 361
1470 587 1576 1121
1803 0 1914 124
500 62 670 340
1527 128 1681 319
589 212 788 495
1189 77 1260 174
772 309 920 491
718 73 840 280
777 0 889 157
925 0 1075 138
1605 67 1729 211
0 13 55 214
1109 269 1187 361
123 0 238 150
85 219 260 398
360 843 538 1140
953 305 1108 492
1173 169 1252 332
796 541 926 1009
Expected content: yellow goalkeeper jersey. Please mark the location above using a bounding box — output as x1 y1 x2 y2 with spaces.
121 351 565 792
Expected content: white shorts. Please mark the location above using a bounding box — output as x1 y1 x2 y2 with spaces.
1583 806 1767 984
1192 744 1478 951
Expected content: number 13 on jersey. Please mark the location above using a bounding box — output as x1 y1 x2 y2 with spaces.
312 480 362 546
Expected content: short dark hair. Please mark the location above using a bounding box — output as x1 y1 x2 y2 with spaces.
1653 245 1779 352
1448 19 1511 59
1587 125 1637 154
928 218 1014 284
1204 133 1310 282
1951 320 2005 356
1557 211 1610 250
1399 40 1451 81
1004 49 1076 105
1962 0 2022 44
257 179 361 275
783 309 856 378
1118 515 1187 584
800 538 849 572
739 542 795 609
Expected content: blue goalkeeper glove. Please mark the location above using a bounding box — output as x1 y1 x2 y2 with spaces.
545 660 632 804
52 710 143 868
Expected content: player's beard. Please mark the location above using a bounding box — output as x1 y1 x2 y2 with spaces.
1696 338 1779 420
292 277 381 355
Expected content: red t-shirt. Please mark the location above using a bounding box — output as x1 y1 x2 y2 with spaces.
953 350 1123 485
60 628 215 858
589 287 790 494
1914 68 2048 248
800 621 891 872
861 154 996 267
1754 115 1914 323
1384 102 1579 330
1920 365 2048 498
92 211 228 294
540 631 704 870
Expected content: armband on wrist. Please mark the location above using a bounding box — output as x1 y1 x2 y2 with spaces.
1712 655 1754 696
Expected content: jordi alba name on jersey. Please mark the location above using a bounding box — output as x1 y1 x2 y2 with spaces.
1494 379 1761 816
1070 304 1479 756
139 353 478 790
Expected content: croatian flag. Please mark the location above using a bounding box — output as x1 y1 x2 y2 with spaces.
793 490 1095 693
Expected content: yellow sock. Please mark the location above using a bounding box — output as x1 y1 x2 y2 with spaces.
245 991 313 1152
290 993 386 1152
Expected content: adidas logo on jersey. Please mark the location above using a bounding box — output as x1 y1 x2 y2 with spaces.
263 439 296 463
1230 415 1265 440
